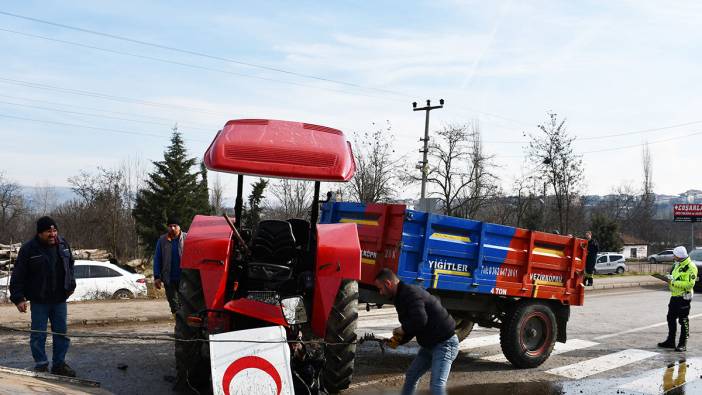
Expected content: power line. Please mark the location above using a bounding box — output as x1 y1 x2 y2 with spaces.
0 99 215 133
495 128 702 160
0 27 390 101
0 10 407 97
0 94 216 130
0 76 229 116
482 120 702 145
0 13 536 124
0 113 208 142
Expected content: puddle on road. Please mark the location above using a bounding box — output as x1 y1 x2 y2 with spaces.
446 358 702 395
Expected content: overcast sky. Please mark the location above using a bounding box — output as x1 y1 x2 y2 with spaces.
1 1 701 198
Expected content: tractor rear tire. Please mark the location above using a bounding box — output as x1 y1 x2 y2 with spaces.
174 269 210 389
500 301 556 368
323 280 359 393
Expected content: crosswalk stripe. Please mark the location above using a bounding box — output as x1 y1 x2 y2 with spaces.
357 317 400 328
618 358 702 395
459 334 501 351
483 339 599 363
546 349 658 379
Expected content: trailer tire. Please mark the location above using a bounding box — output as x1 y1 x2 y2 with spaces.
323 280 359 393
175 269 210 389
500 301 556 368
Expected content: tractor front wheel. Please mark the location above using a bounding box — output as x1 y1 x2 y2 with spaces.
323 280 359 393
175 269 210 389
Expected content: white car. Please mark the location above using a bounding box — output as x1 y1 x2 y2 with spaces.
69 260 147 301
594 253 627 274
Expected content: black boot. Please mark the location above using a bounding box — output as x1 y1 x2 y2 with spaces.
676 318 689 352
659 317 677 348
658 338 676 348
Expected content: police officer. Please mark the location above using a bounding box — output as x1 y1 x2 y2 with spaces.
658 246 698 352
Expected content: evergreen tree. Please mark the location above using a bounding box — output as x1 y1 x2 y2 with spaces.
243 178 268 229
133 127 211 255
591 213 623 252
197 162 213 215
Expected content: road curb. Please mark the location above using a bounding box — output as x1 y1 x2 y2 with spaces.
588 281 662 290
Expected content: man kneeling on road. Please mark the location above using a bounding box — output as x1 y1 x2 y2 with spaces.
658 246 697 352
9 216 76 376
374 268 459 395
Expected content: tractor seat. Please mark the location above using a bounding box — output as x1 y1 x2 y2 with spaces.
287 218 310 250
248 220 297 282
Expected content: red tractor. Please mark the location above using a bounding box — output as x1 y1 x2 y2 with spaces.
175 119 361 393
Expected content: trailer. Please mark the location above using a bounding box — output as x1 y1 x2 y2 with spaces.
320 201 588 368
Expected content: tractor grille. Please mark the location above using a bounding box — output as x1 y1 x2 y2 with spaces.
246 291 280 305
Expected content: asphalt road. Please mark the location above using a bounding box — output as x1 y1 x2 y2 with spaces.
1 284 701 394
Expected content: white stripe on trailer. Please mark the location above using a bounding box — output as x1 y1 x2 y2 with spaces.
459 334 501 351
546 349 658 379
618 358 702 395
483 339 599 363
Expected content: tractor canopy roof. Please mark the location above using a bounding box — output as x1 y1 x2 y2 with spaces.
204 119 356 182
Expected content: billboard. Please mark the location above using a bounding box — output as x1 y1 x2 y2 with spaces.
674 204 702 223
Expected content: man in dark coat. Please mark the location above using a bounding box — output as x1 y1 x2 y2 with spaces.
153 216 186 314
585 230 599 286
374 268 458 395
10 216 76 376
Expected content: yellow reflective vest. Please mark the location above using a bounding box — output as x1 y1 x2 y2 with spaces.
670 257 698 297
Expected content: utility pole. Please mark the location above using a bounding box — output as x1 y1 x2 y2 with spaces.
413 99 444 212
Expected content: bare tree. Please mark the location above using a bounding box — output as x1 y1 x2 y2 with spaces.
348 122 400 203
268 179 313 220
32 180 57 215
210 173 225 214
420 122 498 217
454 122 500 218
527 113 583 234
0 172 27 243
631 142 655 241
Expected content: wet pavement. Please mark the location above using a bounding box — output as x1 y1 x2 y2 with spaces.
1 285 702 394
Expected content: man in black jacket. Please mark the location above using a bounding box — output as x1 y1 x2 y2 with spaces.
585 231 599 286
10 216 76 377
374 268 458 395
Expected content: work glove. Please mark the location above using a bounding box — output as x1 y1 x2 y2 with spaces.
385 326 404 349
385 333 402 349
665 274 673 283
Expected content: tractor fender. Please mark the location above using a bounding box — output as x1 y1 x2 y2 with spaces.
311 223 361 337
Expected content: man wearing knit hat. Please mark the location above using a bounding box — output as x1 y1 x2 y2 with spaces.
658 246 698 352
10 216 76 376
153 215 187 315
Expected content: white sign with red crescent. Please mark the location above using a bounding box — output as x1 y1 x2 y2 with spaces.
210 326 294 395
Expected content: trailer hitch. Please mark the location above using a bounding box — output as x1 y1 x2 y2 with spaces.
359 332 388 355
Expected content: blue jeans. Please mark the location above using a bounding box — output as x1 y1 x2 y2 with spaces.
401 334 459 395
30 302 70 368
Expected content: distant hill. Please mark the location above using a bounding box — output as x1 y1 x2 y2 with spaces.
21 186 77 210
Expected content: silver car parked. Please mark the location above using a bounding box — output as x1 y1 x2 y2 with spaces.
595 253 627 274
648 249 676 264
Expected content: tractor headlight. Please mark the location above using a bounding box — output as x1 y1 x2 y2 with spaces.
281 296 308 325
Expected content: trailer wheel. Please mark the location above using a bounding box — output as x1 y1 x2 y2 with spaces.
500 301 556 368
449 311 474 342
323 280 359 393
175 269 210 389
